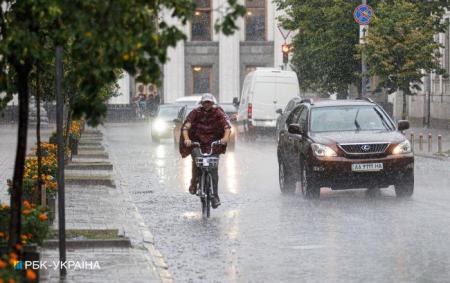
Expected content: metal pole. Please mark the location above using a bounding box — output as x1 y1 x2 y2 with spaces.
56 45 67 277
360 0 367 99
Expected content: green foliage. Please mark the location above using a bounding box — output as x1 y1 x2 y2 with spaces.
276 0 450 100
0 0 245 125
276 0 366 97
359 0 447 118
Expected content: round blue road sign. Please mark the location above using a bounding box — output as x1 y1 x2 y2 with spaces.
354 4 373 25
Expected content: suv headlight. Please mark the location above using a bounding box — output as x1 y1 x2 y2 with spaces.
311 143 337 157
392 140 412 154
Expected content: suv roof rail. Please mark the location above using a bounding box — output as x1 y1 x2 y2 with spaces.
356 97 375 103
300 98 314 105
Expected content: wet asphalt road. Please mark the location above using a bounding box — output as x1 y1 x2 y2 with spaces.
105 122 450 283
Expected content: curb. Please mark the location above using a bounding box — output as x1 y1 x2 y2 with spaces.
43 238 131 249
76 153 109 159
414 153 449 161
103 126 174 283
65 175 116 188
66 162 113 170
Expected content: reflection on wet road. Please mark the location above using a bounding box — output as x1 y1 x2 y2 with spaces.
105 122 450 282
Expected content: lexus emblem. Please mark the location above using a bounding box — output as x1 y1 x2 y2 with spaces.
361 145 371 151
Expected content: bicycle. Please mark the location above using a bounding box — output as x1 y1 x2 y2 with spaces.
192 141 221 218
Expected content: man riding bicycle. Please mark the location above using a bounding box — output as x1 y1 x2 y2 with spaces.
179 93 231 209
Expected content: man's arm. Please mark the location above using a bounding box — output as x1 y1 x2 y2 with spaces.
182 122 192 147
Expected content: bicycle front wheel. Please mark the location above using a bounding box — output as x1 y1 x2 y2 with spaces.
200 173 209 218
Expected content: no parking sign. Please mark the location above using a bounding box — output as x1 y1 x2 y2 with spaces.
353 4 374 25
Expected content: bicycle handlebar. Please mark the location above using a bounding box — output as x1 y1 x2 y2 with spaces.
192 141 221 156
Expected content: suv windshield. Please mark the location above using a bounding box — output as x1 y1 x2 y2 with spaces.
310 106 393 132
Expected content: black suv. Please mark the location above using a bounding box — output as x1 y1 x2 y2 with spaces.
277 98 414 199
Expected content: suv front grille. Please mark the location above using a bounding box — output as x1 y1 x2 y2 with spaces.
339 143 390 154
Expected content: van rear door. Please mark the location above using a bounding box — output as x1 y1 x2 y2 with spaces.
274 75 300 113
251 77 277 123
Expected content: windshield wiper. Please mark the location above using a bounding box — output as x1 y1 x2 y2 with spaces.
354 109 361 132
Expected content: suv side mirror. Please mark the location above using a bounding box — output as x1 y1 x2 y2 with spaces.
397 120 410 131
288 124 303 135
232 97 239 106
276 108 283 115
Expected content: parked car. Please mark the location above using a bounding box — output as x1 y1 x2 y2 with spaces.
235 68 300 139
151 104 184 143
275 97 303 142
277 98 414 199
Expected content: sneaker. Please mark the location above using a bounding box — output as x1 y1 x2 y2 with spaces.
211 196 221 209
189 184 197 195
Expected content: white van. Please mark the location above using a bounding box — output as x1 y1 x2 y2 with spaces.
235 68 300 136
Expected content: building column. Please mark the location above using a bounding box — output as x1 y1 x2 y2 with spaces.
162 10 186 103
219 0 240 103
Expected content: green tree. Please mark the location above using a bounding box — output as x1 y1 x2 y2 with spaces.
0 0 244 253
360 0 446 119
276 0 365 98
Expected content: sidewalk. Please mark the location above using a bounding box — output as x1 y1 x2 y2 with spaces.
0 125 55 204
405 127 450 158
39 127 163 282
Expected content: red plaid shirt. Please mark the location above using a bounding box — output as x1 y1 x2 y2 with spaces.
179 106 231 158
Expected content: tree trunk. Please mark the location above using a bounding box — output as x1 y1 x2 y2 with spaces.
36 68 45 206
64 108 72 148
402 88 408 120
9 65 30 252
336 88 348 100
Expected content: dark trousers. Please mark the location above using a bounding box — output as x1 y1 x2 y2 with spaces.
191 148 219 196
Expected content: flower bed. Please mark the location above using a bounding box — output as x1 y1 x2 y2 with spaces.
0 202 48 282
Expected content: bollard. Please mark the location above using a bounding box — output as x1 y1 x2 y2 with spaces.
428 133 432 152
438 135 442 154
410 132 415 152
419 133 423 151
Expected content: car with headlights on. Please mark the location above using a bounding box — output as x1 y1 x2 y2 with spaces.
151 104 184 143
277 98 414 199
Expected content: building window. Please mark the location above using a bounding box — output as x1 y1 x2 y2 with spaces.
245 0 266 41
191 0 211 41
192 66 211 94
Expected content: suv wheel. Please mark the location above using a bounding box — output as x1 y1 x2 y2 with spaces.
279 160 295 194
395 172 414 198
299 161 320 199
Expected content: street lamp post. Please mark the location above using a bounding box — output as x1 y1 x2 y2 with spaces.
361 0 368 99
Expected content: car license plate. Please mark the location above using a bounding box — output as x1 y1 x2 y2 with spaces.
351 163 383 172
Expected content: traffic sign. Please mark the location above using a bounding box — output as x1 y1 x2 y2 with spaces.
353 4 373 25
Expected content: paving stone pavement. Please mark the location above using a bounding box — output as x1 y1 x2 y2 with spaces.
0 124 55 204
0 124 160 282
40 247 159 283
40 127 161 282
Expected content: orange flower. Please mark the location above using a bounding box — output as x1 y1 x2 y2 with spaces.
39 213 48 221
15 243 22 251
22 209 31 215
0 232 4 238
8 278 16 283
21 234 28 240
26 269 37 281
23 200 31 209
0 259 6 269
